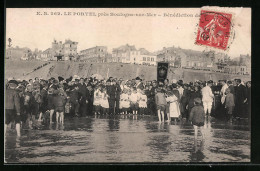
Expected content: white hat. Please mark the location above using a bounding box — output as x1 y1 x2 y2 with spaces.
171 79 177 84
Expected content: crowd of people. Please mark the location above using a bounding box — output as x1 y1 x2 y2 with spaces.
5 75 251 138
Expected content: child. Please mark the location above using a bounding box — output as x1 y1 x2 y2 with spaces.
189 98 205 144
93 86 102 115
100 87 109 115
155 87 167 123
120 89 130 114
138 89 147 115
166 90 178 122
53 90 67 124
129 88 140 115
224 88 235 123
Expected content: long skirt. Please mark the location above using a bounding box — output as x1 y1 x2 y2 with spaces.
169 101 181 118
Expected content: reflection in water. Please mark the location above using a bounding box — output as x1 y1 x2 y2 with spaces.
147 123 171 161
4 115 250 163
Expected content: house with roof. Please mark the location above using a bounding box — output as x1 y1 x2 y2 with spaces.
6 46 32 60
79 46 108 62
112 44 136 63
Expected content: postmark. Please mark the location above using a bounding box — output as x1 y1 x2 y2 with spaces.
195 10 233 50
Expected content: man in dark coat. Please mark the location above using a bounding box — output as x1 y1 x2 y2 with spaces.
246 81 251 123
106 80 116 115
5 80 21 137
69 84 80 116
78 78 87 116
38 83 48 121
235 79 247 118
115 79 121 114
86 83 94 116
181 84 191 119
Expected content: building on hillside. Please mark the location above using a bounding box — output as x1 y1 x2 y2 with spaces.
79 46 108 62
63 39 78 61
40 39 78 61
224 65 249 75
156 46 215 69
223 54 251 75
6 46 32 60
185 55 212 69
135 48 157 66
40 48 53 61
156 46 187 68
112 44 136 63
113 46 157 66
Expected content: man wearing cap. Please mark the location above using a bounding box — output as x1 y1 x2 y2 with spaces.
5 80 21 137
201 80 214 117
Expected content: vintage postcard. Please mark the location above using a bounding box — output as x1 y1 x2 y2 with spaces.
5 8 251 163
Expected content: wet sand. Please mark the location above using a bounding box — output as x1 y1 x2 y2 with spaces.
4 115 250 163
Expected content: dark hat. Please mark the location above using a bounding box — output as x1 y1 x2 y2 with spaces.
172 83 178 89
106 79 111 83
207 80 213 84
8 80 18 85
58 76 64 82
194 98 202 104
135 77 142 81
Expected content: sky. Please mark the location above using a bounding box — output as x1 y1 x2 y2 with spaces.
6 8 251 58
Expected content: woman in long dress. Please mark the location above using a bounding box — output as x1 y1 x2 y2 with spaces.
166 84 181 122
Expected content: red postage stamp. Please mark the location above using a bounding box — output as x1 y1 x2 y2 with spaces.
195 10 233 50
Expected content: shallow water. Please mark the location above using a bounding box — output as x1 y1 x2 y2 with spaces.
5 115 250 163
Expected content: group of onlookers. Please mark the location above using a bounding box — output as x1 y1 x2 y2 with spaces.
5 75 251 137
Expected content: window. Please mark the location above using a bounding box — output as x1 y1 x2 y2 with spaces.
143 57 146 61
147 57 150 61
151 58 154 61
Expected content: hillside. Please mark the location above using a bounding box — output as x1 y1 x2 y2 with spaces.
5 60 251 82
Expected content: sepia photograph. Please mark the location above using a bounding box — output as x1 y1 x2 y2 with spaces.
4 7 251 163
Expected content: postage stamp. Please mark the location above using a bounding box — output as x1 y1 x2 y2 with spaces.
195 10 233 50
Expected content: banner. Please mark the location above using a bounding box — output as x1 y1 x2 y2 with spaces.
157 62 169 83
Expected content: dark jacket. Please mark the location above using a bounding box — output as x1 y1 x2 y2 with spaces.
53 94 66 111
107 85 116 99
47 94 55 110
225 93 235 108
78 83 87 98
5 88 21 113
41 88 48 107
115 84 121 99
188 91 201 108
69 89 79 103
189 105 205 124
236 84 247 104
